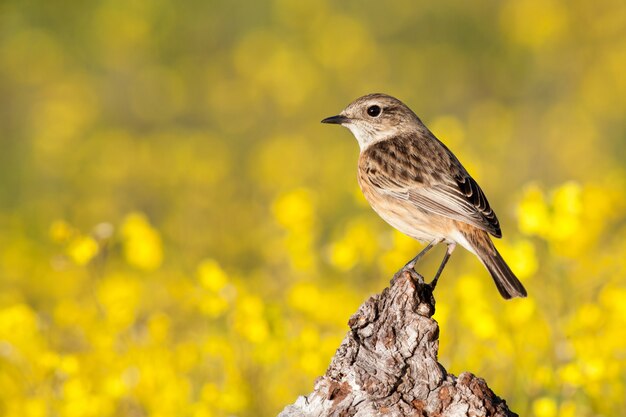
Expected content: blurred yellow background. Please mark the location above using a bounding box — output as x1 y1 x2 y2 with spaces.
1 0 625 416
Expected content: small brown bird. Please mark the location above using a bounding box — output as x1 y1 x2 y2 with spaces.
322 93 527 299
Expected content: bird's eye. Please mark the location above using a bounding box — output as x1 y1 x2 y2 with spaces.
367 105 382 117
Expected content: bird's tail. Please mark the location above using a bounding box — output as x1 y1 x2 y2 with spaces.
462 229 527 299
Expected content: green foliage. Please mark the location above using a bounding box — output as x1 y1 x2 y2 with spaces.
0 0 625 416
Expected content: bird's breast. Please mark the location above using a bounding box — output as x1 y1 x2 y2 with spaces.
357 168 448 242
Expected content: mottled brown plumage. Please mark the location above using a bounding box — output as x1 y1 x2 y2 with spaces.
322 93 527 299
360 134 502 238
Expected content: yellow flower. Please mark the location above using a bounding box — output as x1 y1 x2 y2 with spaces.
0 303 38 342
549 181 582 241
517 183 550 237
470 310 498 339
287 281 320 314
67 235 99 265
235 295 269 343
272 188 315 231
532 396 558 417
121 212 163 271
97 274 141 328
197 259 228 292
218 385 249 413
199 293 229 318
299 350 324 376
49 219 74 243
559 401 577 417
329 240 358 271
298 325 320 348
103 375 126 399
59 355 80 375
329 219 379 271
504 297 536 327
148 313 171 343
558 363 583 386
24 398 46 417
496 239 538 279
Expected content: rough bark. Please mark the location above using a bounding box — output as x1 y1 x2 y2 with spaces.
278 270 517 417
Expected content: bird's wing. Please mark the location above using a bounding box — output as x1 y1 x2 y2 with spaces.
408 174 501 237
362 137 502 237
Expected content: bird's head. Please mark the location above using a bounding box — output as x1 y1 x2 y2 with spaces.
321 93 424 150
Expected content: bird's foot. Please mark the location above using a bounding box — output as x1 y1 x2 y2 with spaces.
394 263 424 284
393 240 438 280
402 258 418 273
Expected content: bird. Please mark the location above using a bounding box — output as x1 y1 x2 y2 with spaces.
321 93 527 299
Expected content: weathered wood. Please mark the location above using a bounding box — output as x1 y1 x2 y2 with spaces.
279 270 517 417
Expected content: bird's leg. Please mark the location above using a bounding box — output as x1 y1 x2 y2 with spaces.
402 240 438 272
429 243 456 289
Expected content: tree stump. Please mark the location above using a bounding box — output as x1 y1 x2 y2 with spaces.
278 270 517 417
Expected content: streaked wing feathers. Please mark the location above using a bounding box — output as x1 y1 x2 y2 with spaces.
454 174 501 237
362 138 502 237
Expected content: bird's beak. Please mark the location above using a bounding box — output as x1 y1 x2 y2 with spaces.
321 114 350 125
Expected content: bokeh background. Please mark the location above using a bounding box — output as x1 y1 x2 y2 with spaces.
1 0 625 416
